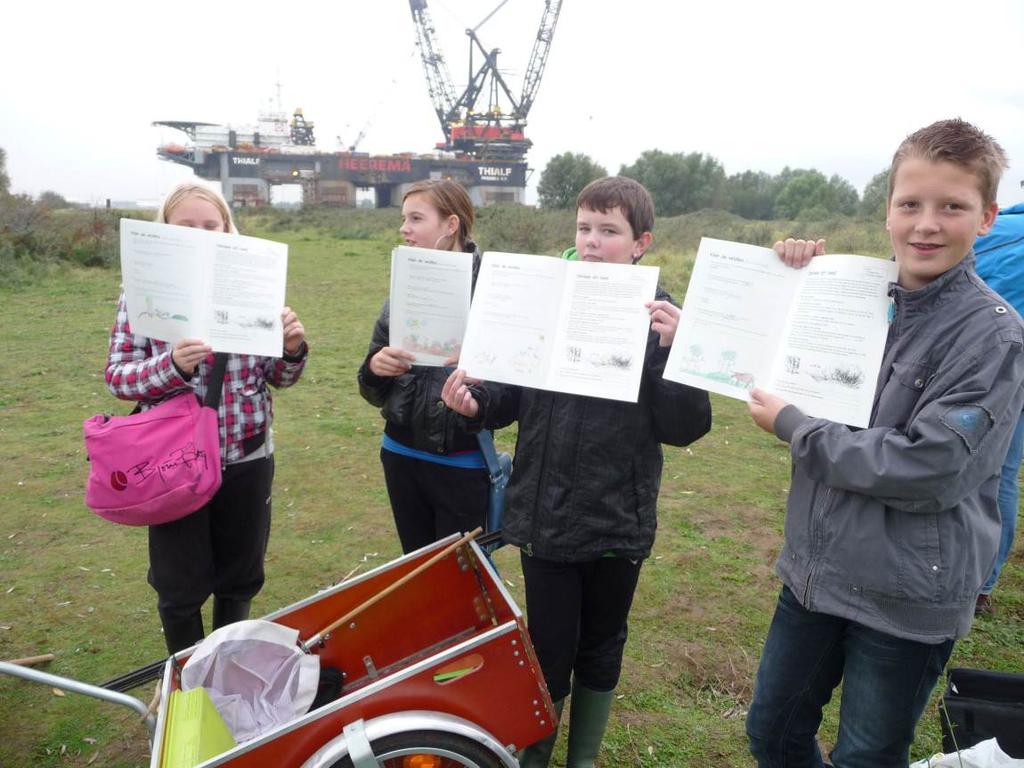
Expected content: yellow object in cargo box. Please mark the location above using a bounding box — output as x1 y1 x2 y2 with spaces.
161 687 236 768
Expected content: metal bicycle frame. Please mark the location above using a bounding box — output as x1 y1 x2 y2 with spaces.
0 660 156 740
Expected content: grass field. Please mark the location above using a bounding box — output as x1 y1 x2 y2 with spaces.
0 217 1020 767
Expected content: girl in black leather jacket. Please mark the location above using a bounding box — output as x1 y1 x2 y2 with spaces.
357 180 489 553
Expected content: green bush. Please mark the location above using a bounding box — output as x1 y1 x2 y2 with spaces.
242 206 397 238
656 209 891 258
0 199 153 288
474 204 574 254
2 201 891 292
238 203 889 260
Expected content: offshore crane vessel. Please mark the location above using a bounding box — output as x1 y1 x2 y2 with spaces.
154 2 562 207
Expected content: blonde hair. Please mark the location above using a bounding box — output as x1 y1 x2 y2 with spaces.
402 179 475 251
157 180 238 234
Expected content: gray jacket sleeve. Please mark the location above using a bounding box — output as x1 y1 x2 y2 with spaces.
775 334 1024 513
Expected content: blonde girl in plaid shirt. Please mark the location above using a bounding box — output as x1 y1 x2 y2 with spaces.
105 181 308 653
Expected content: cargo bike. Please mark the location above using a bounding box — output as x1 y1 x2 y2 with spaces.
0 530 556 767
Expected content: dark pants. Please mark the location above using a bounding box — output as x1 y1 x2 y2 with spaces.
746 586 954 768
148 455 274 620
380 449 489 554
520 551 643 701
983 408 1024 593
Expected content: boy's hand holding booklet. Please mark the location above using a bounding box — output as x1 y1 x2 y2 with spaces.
664 238 897 428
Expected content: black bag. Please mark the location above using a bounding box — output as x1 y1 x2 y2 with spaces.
939 667 1024 757
308 666 346 712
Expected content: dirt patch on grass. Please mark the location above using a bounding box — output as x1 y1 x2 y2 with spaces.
686 502 783 582
665 632 756 705
631 503 787 708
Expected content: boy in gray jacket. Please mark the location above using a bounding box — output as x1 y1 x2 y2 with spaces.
745 119 1024 767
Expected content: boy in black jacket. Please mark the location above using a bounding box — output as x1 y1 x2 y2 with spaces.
443 177 712 767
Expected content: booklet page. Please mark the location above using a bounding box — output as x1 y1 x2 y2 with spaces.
665 238 801 399
389 246 473 366
460 252 564 390
768 254 896 427
548 261 659 401
120 220 202 346
206 234 287 357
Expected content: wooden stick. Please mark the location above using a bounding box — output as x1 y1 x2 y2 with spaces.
4 654 55 667
144 683 162 721
302 528 482 651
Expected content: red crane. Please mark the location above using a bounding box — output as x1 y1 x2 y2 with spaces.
408 0 563 162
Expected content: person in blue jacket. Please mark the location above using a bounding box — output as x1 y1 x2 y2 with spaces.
973 202 1024 615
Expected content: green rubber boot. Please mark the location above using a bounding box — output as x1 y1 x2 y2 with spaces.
565 683 614 767
518 698 564 768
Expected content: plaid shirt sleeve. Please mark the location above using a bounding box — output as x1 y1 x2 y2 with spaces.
261 340 308 389
105 291 190 401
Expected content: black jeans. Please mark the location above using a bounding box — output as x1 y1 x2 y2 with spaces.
380 449 489 554
148 455 274 620
520 551 643 701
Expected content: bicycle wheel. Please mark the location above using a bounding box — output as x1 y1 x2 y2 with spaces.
329 728 506 768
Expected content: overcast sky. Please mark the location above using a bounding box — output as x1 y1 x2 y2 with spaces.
3 0 1022 208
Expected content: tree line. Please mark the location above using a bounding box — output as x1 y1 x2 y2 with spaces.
3 143 888 224
0 147 80 210
1 146 124 288
537 150 889 221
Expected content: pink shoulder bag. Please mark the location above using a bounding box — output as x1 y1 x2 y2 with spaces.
84 354 228 526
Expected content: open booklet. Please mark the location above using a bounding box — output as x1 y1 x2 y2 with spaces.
664 237 897 427
120 219 288 357
459 252 660 403
389 246 473 366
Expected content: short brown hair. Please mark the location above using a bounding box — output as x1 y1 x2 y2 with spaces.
577 176 655 239
403 179 475 251
889 118 1007 207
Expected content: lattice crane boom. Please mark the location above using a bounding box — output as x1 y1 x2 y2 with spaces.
455 32 519 118
408 0 460 135
519 0 563 118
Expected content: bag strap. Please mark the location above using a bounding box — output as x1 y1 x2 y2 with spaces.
125 353 229 416
202 353 230 410
476 430 503 482
476 429 509 552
